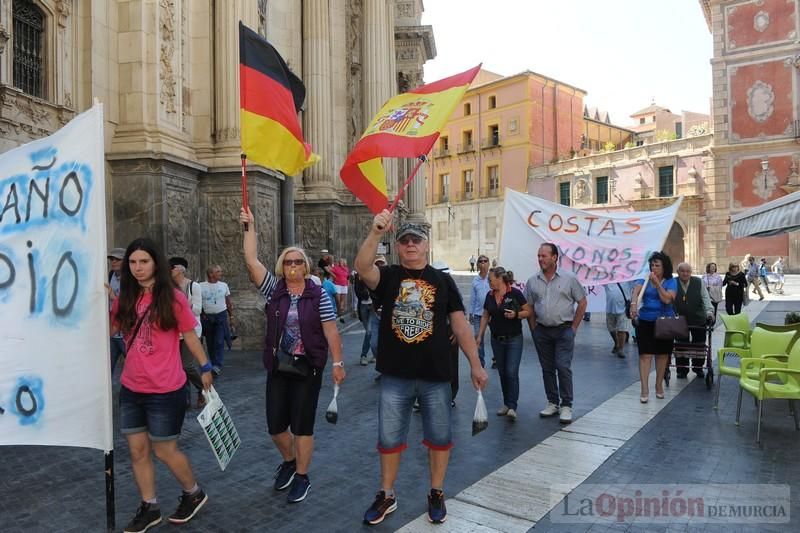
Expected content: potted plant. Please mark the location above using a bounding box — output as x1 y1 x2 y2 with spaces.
785 312 800 325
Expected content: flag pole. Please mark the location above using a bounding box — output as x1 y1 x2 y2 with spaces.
105 450 115 532
388 155 427 213
240 153 249 231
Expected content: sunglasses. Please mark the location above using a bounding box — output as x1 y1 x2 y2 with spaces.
283 259 305 266
477 259 489 263
398 235 423 245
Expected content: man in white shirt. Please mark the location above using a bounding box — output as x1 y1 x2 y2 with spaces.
170 257 206 407
200 264 233 375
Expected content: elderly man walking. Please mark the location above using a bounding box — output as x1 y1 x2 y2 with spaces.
674 262 714 378
525 243 587 424
355 209 488 526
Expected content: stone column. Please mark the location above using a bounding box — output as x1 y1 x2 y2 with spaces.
302 0 334 190
362 0 395 200
213 0 244 145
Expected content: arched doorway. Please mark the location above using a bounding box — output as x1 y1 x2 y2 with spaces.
663 222 685 265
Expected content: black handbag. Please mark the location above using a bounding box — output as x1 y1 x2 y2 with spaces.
275 347 311 378
617 283 631 319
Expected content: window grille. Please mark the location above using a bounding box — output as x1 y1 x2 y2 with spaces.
13 0 45 99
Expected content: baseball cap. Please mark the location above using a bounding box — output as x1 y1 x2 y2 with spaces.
395 222 429 241
168 256 189 269
107 247 125 260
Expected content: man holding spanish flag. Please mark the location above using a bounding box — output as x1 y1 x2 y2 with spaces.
351 66 488 526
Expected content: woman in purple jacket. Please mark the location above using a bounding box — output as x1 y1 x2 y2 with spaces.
240 206 345 505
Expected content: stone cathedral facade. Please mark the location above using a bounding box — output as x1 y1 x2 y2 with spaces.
0 0 435 347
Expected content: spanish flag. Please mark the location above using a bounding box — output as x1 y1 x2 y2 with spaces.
340 65 480 214
239 22 318 176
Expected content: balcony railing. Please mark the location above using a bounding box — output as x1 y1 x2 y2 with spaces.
457 142 475 153
479 187 500 198
433 147 451 158
455 190 474 201
481 136 501 149
434 193 449 204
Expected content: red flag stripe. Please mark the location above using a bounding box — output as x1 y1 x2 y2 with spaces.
410 65 482 95
239 64 303 143
340 163 390 214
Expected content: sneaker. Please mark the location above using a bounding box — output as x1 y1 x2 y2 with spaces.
496 405 509 416
559 406 573 424
274 460 296 491
507 408 517 421
168 489 208 524
124 502 162 533
413 399 421 412
211 365 221 376
363 490 397 525
367 356 376 364
287 474 311 503
616 348 625 359
427 489 447 524
539 402 560 417
360 356 368 366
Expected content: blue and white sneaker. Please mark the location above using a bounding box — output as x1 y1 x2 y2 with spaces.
274 460 296 491
286 474 311 503
427 489 447 523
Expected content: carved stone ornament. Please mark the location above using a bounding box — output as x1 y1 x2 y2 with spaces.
0 26 9 54
574 178 589 201
56 0 72 27
18 98 50 124
159 0 177 114
687 123 708 137
753 10 769 32
752 167 778 200
166 186 192 254
396 2 413 18
298 215 328 250
746 80 774 123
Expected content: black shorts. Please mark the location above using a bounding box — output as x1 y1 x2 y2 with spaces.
265 368 324 436
635 320 674 356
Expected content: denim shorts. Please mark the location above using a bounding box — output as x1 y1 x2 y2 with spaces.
378 375 453 453
120 385 187 441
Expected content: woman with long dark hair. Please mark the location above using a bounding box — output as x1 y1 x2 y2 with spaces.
112 238 213 533
630 251 677 404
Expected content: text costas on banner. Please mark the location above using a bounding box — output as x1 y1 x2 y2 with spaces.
0 105 113 451
499 189 682 311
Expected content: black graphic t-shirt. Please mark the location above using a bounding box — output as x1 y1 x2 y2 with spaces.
373 264 465 382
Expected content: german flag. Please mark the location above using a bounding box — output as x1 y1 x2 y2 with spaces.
339 65 480 214
239 22 318 176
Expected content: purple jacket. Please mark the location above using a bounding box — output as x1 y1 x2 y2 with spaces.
263 278 329 372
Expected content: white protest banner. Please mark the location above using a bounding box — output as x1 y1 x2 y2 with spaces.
0 105 113 450
499 189 682 311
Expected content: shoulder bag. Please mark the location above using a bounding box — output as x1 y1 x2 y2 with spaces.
617 283 632 319
653 279 688 340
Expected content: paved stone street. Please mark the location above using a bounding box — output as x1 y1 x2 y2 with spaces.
2 275 799 532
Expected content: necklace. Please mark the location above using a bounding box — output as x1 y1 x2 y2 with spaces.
287 282 304 296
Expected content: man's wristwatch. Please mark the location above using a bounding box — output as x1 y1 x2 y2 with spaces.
332 361 344 368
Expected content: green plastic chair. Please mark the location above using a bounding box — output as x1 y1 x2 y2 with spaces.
736 338 800 443
714 326 797 409
719 313 752 350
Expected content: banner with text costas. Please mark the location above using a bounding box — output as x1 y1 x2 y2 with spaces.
499 189 682 309
0 105 113 450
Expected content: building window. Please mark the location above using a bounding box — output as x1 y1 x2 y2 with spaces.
635 140 644 147
439 173 450 202
508 118 518 133
675 122 683 138
488 95 496 109
485 216 497 239
463 169 474 198
487 125 499 147
639 117 645 125
488 165 499 194
464 102 471 116
596 176 609 204
440 136 449 151
461 218 471 239
559 182 571 206
658 166 674 197
13 0 46 99
461 130 473 152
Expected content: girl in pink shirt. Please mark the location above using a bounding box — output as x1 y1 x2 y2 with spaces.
331 258 350 318
111 238 213 532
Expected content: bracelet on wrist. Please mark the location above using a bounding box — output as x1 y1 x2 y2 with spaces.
200 362 213 373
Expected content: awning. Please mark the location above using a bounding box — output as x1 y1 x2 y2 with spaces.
730 190 800 239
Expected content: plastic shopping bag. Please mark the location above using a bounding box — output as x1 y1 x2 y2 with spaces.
472 389 488 436
325 384 340 424
197 386 241 471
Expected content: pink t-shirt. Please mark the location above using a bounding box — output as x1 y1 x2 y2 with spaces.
112 289 198 393
331 264 349 286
